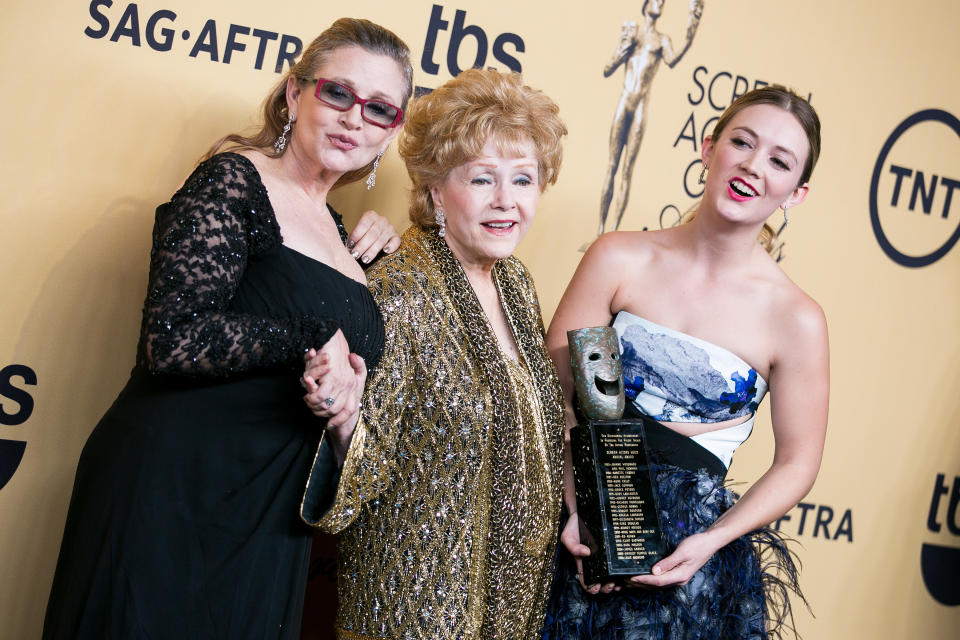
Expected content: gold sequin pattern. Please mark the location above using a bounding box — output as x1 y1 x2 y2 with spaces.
482 357 561 639
308 226 565 639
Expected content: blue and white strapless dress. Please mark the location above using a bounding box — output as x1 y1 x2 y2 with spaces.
543 312 804 640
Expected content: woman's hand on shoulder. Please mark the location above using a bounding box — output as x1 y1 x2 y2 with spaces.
348 210 402 264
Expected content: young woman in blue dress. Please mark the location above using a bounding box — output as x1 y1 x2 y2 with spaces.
545 85 828 639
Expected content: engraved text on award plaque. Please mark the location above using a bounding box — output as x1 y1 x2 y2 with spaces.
570 419 665 584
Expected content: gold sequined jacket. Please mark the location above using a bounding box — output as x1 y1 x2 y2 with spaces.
302 226 565 640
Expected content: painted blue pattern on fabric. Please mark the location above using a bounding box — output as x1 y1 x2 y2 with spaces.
623 375 644 401
613 312 767 424
719 369 760 414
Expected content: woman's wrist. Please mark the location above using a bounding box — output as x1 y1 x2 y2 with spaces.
699 518 739 551
326 409 360 466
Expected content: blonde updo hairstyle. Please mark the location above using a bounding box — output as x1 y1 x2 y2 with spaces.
205 17 413 189
688 84 822 255
399 68 567 230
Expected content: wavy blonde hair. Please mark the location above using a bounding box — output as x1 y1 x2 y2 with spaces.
203 18 413 189
398 69 567 230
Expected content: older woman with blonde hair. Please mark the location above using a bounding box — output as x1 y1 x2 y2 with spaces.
301 68 568 639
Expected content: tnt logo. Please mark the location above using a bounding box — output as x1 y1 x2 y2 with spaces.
922 473 960 606
0 364 36 491
870 109 960 267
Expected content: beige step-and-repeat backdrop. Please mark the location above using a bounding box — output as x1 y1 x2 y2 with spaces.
2 1 959 638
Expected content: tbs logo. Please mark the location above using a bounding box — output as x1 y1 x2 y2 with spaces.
923 473 960 606
0 364 36 491
415 4 524 96
869 109 960 267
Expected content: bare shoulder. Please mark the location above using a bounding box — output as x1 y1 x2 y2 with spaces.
582 230 663 274
766 268 828 351
235 148 271 174
557 230 675 325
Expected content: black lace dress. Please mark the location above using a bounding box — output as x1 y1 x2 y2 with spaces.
43 153 384 640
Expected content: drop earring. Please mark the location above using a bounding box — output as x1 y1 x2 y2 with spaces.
782 204 790 229
434 208 446 238
366 151 383 190
698 165 707 184
274 113 294 153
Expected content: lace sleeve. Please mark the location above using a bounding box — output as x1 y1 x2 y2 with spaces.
136 154 340 376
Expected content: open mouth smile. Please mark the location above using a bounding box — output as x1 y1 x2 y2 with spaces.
728 178 759 201
594 376 622 397
481 221 518 234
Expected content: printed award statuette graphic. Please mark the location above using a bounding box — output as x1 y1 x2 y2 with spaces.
568 327 666 583
594 0 704 244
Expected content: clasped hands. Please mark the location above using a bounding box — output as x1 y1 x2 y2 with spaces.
302 329 367 463
299 210 396 457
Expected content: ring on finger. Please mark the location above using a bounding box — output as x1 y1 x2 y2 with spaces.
324 396 335 407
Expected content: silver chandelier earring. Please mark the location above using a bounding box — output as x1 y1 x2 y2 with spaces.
366 151 383 190
782 204 790 229
434 207 446 238
274 114 294 153
698 165 707 184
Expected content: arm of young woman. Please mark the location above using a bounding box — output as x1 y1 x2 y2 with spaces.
629 296 829 588
547 233 635 594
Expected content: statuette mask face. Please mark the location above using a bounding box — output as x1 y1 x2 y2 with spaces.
568 327 625 420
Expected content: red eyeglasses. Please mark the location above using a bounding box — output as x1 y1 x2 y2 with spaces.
310 78 403 129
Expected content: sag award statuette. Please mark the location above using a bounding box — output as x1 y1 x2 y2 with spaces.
568 327 665 584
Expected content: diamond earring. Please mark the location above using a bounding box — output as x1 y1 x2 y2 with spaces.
434 208 446 238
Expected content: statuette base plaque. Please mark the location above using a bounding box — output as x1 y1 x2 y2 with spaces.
570 418 666 584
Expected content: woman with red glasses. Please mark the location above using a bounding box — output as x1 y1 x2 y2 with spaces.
43 18 411 640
